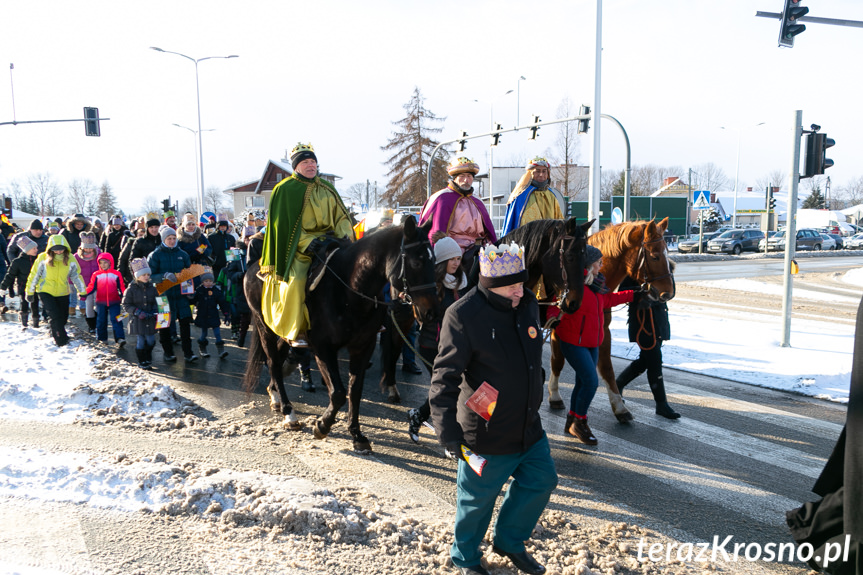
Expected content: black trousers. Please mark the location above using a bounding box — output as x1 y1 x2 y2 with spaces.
619 343 663 388
20 296 40 326
159 316 192 357
39 293 69 346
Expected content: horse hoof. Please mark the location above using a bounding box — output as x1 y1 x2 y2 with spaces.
615 411 635 424
269 401 282 413
388 393 401 404
313 419 328 440
353 438 372 454
549 399 565 410
283 412 303 431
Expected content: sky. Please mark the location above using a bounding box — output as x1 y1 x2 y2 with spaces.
1 0 862 215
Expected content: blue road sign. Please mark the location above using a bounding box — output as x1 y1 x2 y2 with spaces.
693 190 710 210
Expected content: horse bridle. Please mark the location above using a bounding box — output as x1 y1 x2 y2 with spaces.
390 236 436 305
634 229 673 289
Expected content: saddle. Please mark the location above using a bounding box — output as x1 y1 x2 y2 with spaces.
306 233 348 292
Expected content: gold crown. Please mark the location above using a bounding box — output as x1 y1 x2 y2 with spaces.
528 156 550 169
291 142 315 155
448 157 480 176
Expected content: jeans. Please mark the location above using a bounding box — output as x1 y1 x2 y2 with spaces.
136 334 156 350
198 326 223 344
559 341 599 417
96 302 125 342
401 320 418 366
451 434 557 568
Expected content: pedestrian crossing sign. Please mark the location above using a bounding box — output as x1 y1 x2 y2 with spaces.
693 190 710 210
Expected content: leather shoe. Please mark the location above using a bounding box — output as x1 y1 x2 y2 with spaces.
402 363 422 374
457 564 490 575
492 545 545 575
566 418 598 446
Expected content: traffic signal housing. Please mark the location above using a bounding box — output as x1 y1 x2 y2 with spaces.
778 0 808 48
491 123 503 147
804 132 835 177
577 105 591 134
83 107 100 137
458 131 468 152
529 115 540 140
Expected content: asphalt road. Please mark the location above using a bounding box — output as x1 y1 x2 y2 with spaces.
673 252 863 281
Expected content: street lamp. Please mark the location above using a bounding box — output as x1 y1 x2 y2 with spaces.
721 122 766 228
150 47 238 217
173 123 215 211
517 76 526 126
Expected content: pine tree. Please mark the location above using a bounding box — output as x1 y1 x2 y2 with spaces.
802 187 825 209
380 87 450 207
94 181 119 215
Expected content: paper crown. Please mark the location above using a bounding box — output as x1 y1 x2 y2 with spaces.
111 216 123 225
478 243 527 288
447 156 480 176
182 213 197 226
130 258 151 279
16 236 37 253
527 156 550 169
79 232 98 250
291 142 314 156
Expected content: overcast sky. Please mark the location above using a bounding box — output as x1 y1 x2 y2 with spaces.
1 0 861 214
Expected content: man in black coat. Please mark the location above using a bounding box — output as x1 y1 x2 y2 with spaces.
429 243 557 575
119 219 161 284
207 218 236 280
99 215 129 263
7 219 48 261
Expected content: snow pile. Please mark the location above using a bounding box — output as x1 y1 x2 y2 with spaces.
842 266 863 287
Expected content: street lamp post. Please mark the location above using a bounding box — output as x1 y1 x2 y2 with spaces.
150 47 238 217
721 122 766 228
517 76 526 126
173 123 215 211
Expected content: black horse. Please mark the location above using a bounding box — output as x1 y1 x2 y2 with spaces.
243 216 437 453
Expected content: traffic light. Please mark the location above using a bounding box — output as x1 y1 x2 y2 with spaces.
491 123 503 147
778 0 808 48
804 131 835 177
769 191 777 211
458 131 468 152
161 198 171 212
83 107 100 137
529 115 540 140
577 105 591 134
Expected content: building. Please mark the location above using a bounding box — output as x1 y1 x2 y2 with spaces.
222 155 342 217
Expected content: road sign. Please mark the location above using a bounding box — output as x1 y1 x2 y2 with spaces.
611 207 623 224
693 190 710 210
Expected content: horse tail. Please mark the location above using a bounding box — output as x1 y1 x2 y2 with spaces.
242 324 265 395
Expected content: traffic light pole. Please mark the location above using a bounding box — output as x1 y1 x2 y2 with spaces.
781 110 802 348
0 117 110 127
756 11 863 29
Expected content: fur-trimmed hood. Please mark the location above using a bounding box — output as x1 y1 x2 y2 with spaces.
66 214 92 234
178 226 204 243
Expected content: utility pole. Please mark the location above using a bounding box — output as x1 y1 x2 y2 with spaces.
781 111 802 347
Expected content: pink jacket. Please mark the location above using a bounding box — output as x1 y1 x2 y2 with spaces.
85 253 126 306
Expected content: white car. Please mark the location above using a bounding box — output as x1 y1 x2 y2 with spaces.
819 233 837 250
845 233 863 250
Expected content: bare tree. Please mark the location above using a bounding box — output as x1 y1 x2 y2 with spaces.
342 182 373 208
23 173 64 216
67 178 96 214
381 87 450 206
836 176 863 209
140 195 161 215
754 170 787 192
204 185 229 216
600 170 617 201
688 162 730 193
179 196 198 215
545 96 581 199
7 180 39 215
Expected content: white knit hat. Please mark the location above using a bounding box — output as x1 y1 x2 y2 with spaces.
433 237 462 264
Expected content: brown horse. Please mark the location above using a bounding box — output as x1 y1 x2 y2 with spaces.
547 217 675 423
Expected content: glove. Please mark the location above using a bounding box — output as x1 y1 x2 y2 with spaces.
223 311 232 325
0 289 7 298
26 294 35 303
163 273 178 283
80 295 87 302
137 310 149 320
444 442 468 463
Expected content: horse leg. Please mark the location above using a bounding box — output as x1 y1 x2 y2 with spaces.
598 312 633 423
265 332 303 430
547 332 566 409
346 341 376 453
377 312 401 404
312 348 347 440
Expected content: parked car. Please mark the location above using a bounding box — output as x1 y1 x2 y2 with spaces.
707 229 765 255
677 231 720 254
845 233 863 250
829 233 845 249
759 228 823 252
819 233 837 250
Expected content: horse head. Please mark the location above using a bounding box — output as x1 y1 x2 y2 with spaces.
629 217 675 302
389 215 438 325
542 217 593 314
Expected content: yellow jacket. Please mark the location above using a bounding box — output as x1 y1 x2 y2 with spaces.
26 234 87 297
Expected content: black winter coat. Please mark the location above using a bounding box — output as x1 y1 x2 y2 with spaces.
7 231 48 262
429 283 545 455
207 230 235 271
0 252 36 296
147 244 192 320
100 226 129 262
191 284 230 328
122 280 159 336
224 256 250 315
120 232 160 283
621 276 671 346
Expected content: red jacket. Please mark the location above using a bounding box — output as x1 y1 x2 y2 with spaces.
86 253 126 306
548 285 634 348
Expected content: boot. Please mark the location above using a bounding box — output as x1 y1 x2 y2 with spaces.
162 339 176 362
32 316 40 329
615 363 640 396
648 374 680 419
144 344 155 369
198 340 210 358
567 416 598 445
135 348 150 370
237 330 246 348
69 306 77 317
85 316 97 334
300 368 315 392
216 341 228 359
21 312 29 329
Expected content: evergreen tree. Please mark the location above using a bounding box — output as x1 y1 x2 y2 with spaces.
94 181 119 215
380 87 450 206
802 187 825 209
611 171 625 196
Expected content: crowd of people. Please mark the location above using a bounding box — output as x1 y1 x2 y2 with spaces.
0 209 266 371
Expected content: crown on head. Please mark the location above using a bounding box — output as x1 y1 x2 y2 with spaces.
479 243 526 280
291 142 315 156
527 156 550 169
448 157 480 176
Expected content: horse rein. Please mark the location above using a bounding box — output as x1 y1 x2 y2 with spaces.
634 234 673 289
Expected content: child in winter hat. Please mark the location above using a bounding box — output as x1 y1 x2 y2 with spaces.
123 258 158 369
190 267 231 359
85 253 126 346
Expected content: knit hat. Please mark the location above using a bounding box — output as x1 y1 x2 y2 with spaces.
434 237 462 264
290 142 317 169
47 221 61 232
29 219 43 231
17 236 37 253
447 157 480 177
79 231 98 250
182 213 197 227
200 266 215 283
585 245 603 266
146 218 161 228
478 243 528 288
160 225 177 242
130 258 151 279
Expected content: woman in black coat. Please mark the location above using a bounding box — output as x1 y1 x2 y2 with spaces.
615 275 680 419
